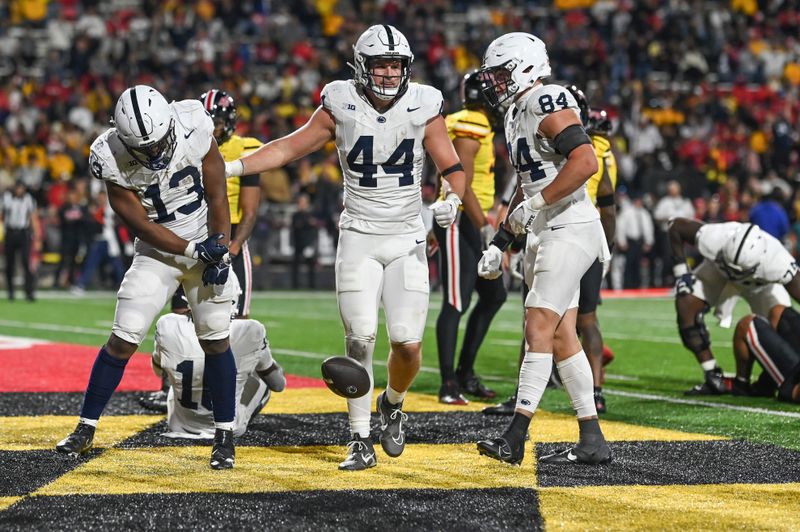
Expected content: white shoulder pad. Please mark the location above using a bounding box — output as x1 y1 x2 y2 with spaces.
172 99 214 157
405 83 444 126
231 319 267 349
761 239 799 283
527 84 580 122
88 129 129 188
320 80 357 120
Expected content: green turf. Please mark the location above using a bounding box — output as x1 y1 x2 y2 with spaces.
1 291 798 450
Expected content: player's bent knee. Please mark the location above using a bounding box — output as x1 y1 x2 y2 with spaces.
388 324 421 345
106 334 138 359
347 319 377 342
200 337 230 355
679 312 711 354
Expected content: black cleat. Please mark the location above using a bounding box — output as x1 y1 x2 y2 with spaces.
459 374 497 399
482 395 516 416
376 391 407 457
539 442 612 465
138 390 168 413
439 380 469 405
210 429 235 470
685 368 731 395
339 434 377 471
56 422 95 455
477 432 525 465
594 390 607 414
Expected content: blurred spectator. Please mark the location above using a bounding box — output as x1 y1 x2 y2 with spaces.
652 180 694 286
750 189 790 240
617 191 654 289
290 193 317 290
1 180 39 301
70 190 124 294
54 184 88 288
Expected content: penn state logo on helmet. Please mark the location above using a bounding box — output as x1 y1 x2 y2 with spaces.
352 24 414 103
478 32 551 109
113 85 176 171
716 223 767 281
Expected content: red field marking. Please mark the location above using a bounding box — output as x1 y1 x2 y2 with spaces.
601 287 671 299
0 340 325 392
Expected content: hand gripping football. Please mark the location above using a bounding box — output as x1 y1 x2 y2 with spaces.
321 356 370 398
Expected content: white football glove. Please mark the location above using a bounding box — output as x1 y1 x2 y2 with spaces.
506 192 547 235
225 159 244 178
480 224 495 250
429 193 462 228
478 244 503 280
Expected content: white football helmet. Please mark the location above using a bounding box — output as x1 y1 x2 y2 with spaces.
716 223 767 280
352 24 414 102
479 32 551 109
113 85 176 170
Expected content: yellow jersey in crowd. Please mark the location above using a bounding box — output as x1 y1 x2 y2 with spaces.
443 109 495 214
585 134 618 204
218 134 263 225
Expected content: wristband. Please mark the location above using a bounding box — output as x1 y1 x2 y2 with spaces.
226 159 244 177
183 241 197 259
444 192 461 205
490 226 514 252
528 192 547 210
673 262 689 277
596 194 615 208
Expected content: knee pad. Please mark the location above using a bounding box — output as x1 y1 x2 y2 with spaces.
346 320 376 343
114 310 148 345
195 312 231 341
777 307 800 347
388 324 419 345
679 312 711 355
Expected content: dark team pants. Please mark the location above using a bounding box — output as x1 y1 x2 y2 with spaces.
231 224 252 317
4 228 35 300
578 258 603 315
746 316 800 402
434 215 507 382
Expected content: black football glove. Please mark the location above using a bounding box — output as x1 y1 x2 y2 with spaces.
202 260 230 286
193 233 229 264
675 272 695 296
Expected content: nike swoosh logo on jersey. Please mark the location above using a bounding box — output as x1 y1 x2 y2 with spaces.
184 129 195 139
415 239 425 244
551 225 565 231
407 106 420 112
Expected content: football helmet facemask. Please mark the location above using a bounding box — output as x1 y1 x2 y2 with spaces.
479 32 551 110
715 223 767 281
199 89 237 144
114 85 176 171
352 24 414 102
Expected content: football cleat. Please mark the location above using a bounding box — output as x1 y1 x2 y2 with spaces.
210 428 235 470
459 374 497 399
138 390 168 413
56 422 95 455
539 443 612 465
685 368 731 396
482 394 517 416
339 434 377 471
594 390 607 414
477 433 525 466
258 361 286 393
438 380 469 405
376 391 408 457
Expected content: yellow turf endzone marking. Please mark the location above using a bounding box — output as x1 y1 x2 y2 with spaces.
267 388 487 414
37 442 538 495
539 483 800 531
0 496 22 512
0 416 163 451
529 414 725 443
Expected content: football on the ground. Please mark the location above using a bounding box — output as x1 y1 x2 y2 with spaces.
321 356 370 398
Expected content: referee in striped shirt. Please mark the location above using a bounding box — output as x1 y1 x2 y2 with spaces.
1 180 39 301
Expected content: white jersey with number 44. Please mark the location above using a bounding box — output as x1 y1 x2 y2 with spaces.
321 80 443 235
88 100 215 242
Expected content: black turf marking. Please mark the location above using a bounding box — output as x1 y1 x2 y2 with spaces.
0 392 159 416
0 450 101 496
0 489 543 531
535 440 800 487
119 412 511 447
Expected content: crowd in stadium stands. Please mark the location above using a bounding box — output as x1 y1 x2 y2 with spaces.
1 0 799 293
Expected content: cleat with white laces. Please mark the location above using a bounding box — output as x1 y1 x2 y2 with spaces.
339 434 377 471
56 422 95 455
210 428 235 470
376 391 408 457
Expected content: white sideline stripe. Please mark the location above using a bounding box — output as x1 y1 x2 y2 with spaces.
0 319 110 336
605 389 800 419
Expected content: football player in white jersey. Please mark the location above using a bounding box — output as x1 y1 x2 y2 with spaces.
225 24 466 470
56 85 240 470
152 284 285 438
474 32 612 466
668 218 800 394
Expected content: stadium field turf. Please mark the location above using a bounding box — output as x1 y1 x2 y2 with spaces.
0 291 798 529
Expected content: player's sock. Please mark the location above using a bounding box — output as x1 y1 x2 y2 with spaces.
700 359 718 373
436 304 461 382
516 352 552 413
558 350 597 419
205 347 237 425
385 385 405 406
80 346 129 420
346 338 375 438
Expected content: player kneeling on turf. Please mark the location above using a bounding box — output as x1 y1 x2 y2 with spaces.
150 284 285 438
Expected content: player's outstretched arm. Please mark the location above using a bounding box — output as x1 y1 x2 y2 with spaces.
425 115 466 199
106 181 194 255
537 109 598 205
230 107 336 176
202 138 231 245
667 217 703 264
